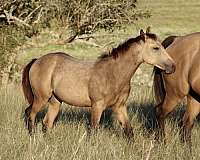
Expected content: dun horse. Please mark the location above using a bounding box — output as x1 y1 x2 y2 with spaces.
22 29 175 138
154 32 200 147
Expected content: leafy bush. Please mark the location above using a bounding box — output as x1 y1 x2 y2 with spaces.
0 0 150 38
63 0 150 37
0 26 26 85
0 0 150 85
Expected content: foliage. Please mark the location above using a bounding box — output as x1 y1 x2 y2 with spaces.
0 0 150 85
0 26 26 85
0 26 25 62
0 0 150 37
63 0 150 36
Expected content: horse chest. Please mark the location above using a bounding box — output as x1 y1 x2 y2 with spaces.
89 78 129 107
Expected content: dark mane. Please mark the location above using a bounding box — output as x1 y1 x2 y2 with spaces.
99 33 157 59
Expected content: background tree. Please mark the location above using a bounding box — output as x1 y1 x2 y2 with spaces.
0 0 150 85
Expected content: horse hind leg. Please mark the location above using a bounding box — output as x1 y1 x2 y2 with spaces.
25 97 49 134
24 105 32 133
180 95 200 149
42 95 62 133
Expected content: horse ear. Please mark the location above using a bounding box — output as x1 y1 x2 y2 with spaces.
146 26 151 34
140 29 145 36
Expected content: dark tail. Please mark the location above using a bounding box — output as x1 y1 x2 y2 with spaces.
153 35 177 105
22 59 37 105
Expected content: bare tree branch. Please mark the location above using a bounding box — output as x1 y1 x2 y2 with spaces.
4 10 32 28
24 5 42 23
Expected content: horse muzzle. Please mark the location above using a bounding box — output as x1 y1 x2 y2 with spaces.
164 61 176 74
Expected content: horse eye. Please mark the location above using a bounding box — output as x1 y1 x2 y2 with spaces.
153 47 160 50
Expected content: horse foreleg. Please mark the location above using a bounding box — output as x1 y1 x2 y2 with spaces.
113 104 133 139
181 95 200 149
155 94 181 142
89 100 105 135
26 98 47 134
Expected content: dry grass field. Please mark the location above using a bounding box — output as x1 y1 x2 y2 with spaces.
0 0 200 159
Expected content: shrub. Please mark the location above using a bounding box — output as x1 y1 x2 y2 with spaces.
0 0 150 85
0 0 150 39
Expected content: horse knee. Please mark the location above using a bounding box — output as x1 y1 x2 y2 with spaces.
156 102 176 120
156 105 168 119
113 107 133 138
156 95 182 119
90 100 105 126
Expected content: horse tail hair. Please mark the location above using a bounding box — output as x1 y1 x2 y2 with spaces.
22 59 37 105
153 35 177 105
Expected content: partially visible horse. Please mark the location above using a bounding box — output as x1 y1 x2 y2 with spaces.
153 32 200 147
22 28 175 138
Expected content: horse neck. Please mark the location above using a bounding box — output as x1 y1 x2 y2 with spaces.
111 44 142 85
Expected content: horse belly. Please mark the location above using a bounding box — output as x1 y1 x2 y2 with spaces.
54 81 91 107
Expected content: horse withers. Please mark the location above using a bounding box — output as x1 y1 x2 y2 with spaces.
22 28 175 139
153 32 200 147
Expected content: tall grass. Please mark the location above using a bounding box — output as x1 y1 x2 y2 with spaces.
0 85 200 160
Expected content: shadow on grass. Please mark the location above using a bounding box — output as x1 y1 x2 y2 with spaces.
28 106 114 131
127 102 189 135
56 107 114 130
23 102 194 135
